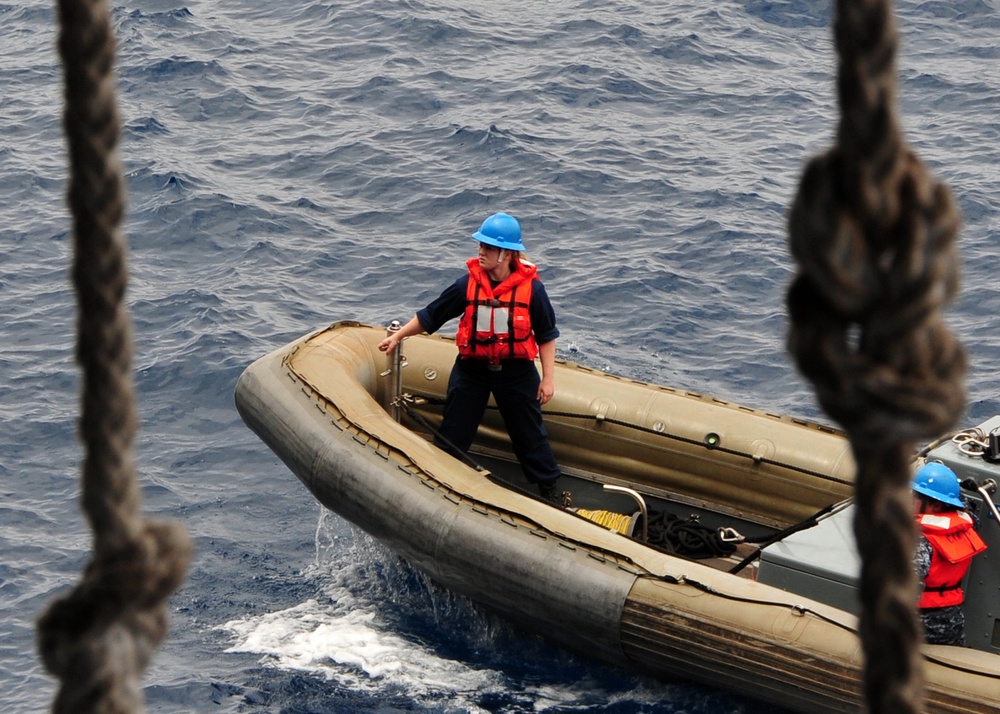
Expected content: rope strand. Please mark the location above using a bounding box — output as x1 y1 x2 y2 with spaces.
38 1 191 711
787 1 964 711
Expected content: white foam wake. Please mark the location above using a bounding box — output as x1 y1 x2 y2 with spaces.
222 597 504 708
219 507 697 713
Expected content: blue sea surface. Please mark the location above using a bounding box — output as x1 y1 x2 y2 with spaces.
3 0 999 712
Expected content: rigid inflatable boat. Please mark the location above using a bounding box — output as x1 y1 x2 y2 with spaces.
235 320 1000 713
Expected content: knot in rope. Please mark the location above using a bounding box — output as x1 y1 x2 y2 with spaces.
38 522 190 712
787 1 964 446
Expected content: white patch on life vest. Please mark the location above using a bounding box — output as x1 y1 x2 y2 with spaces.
493 307 509 335
476 305 491 330
919 513 953 530
477 305 508 335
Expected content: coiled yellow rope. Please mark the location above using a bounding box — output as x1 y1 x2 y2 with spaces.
574 509 639 536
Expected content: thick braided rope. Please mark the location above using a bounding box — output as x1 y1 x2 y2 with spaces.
787 1 964 712
37 1 191 712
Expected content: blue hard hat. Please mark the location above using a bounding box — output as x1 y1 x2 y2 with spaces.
472 212 525 251
912 462 964 508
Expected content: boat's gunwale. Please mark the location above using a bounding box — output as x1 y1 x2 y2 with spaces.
307 321 858 515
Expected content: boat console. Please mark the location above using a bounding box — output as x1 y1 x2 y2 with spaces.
757 416 1000 655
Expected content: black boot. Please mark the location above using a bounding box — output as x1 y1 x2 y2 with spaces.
538 479 563 506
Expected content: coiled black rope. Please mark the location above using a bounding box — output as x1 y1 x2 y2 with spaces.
646 511 737 559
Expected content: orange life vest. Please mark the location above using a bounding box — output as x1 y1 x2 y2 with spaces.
916 510 988 609
456 257 539 363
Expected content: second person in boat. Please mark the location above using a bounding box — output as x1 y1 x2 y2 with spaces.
378 212 564 504
911 461 989 646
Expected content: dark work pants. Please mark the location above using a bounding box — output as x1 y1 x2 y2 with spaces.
434 357 561 485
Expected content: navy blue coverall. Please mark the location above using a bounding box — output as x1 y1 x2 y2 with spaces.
416 273 561 487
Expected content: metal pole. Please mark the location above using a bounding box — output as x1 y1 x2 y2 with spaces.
386 320 403 422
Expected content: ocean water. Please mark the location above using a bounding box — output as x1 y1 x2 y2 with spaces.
3 0 999 712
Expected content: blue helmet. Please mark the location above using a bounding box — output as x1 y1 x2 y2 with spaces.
472 212 525 251
912 462 964 508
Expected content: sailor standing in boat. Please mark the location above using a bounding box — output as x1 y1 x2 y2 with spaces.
911 462 988 646
378 212 563 503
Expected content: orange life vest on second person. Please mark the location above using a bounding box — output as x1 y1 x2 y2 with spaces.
916 510 988 609
456 257 539 364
